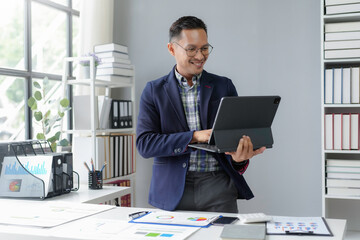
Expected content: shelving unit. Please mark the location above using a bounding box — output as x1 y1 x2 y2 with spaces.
61 56 136 206
321 1 360 238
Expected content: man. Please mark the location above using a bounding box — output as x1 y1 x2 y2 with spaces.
136 16 265 213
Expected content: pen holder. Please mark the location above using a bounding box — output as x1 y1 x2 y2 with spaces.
88 171 103 189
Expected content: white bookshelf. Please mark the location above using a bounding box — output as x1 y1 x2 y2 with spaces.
321 1 360 238
61 56 136 206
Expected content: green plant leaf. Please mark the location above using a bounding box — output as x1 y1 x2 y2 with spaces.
58 111 64 118
45 127 51 134
33 81 41 89
44 110 51 119
28 97 35 107
54 131 61 140
47 135 57 143
34 91 42 101
36 133 45 140
27 97 37 110
44 118 50 127
60 98 69 108
34 111 43 121
50 142 56 152
59 139 69 146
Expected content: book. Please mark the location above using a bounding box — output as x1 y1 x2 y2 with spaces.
98 62 133 69
342 114 350 150
100 57 131 65
327 178 360 188
325 40 360 50
325 69 333 104
99 97 112 129
342 68 351 104
97 67 134 77
325 114 334 150
325 0 360 5
325 21 360 32
327 159 360 167
73 95 99 130
351 67 360 104
333 68 342 104
333 114 342 150
326 166 360 173
96 51 129 60
327 172 360 179
325 49 360 59
114 136 119 178
97 75 133 84
325 31 360 41
326 3 360 15
327 187 360 196
94 43 128 54
351 113 359 149
220 224 265 240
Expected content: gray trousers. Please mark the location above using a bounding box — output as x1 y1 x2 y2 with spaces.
176 170 238 213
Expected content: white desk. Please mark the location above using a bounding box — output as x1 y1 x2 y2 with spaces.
47 184 131 204
0 206 347 240
0 184 130 205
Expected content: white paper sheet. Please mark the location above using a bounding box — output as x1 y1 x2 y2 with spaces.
0 201 115 228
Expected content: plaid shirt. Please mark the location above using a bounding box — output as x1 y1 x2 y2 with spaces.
175 70 220 172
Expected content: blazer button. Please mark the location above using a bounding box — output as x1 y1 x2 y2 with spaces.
182 163 187 168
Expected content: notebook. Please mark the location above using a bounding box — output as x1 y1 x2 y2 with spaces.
220 224 266 240
188 96 281 153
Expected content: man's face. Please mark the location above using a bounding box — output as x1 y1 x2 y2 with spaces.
168 29 209 80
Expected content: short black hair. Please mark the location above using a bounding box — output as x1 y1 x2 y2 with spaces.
169 16 207 42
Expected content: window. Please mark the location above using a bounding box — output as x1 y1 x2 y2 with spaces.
0 0 79 141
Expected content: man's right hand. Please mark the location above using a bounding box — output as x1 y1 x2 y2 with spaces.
190 129 212 143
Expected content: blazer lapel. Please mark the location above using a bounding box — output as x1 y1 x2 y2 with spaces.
163 70 189 131
199 71 214 129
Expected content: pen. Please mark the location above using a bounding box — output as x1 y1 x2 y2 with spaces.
91 158 95 172
129 211 149 220
84 162 91 172
100 161 107 173
285 230 314 235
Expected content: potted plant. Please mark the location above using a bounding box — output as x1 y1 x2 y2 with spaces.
79 52 101 78
27 77 71 152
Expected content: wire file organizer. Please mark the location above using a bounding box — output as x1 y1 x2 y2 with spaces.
0 140 78 199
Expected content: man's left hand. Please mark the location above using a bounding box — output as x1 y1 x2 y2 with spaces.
225 135 266 162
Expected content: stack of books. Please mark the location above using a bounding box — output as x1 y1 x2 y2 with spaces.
326 159 360 196
324 113 359 150
94 43 134 83
324 67 360 104
325 0 360 15
324 21 360 59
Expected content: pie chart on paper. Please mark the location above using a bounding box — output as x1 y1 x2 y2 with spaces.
187 217 207 221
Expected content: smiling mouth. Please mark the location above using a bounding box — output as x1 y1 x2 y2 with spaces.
191 61 204 67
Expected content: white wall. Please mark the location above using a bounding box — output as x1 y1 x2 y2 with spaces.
113 0 321 216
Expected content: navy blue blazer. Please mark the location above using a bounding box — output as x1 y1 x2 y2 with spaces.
136 67 254 211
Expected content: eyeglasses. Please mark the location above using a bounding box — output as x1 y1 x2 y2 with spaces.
173 42 213 57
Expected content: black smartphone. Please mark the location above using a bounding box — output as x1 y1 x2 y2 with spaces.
212 216 239 225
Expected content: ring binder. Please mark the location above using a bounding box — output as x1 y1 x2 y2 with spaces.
0 140 79 199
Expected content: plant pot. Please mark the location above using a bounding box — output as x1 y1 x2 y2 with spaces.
80 66 97 79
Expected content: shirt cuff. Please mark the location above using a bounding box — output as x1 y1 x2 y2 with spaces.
231 159 249 174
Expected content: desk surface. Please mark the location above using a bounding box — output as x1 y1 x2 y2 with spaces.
0 184 130 204
0 206 347 240
97 207 347 240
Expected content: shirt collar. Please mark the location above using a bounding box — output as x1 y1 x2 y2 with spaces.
174 68 202 89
